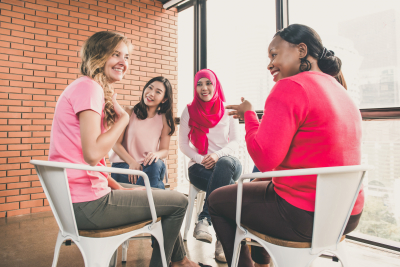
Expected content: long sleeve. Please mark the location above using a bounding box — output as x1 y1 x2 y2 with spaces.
244 79 309 172
179 107 205 164
213 114 240 158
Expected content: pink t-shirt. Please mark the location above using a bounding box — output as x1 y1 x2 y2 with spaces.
244 71 364 215
49 76 111 203
109 112 163 164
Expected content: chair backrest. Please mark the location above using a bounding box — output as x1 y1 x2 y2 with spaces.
32 161 80 240
311 168 366 254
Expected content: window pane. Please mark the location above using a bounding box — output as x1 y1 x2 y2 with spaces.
178 6 194 115
356 120 400 242
207 0 276 110
289 1 400 109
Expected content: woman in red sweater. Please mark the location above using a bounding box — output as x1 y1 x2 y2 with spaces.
207 24 364 267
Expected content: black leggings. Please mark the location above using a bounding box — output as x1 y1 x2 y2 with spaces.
208 181 362 266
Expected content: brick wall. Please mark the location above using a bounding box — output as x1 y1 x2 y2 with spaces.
0 0 178 217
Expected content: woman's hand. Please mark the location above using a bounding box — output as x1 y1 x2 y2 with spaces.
143 152 161 166
226 97 254 120
112 93 128 123
201 153 218 169
128 161 143 184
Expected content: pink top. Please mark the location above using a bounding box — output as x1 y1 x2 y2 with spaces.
109 112 163 164
49 76 111 203
244 71 364 215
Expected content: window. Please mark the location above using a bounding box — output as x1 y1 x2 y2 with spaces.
207 0 276 110
178 6 194 115
289 0 400 109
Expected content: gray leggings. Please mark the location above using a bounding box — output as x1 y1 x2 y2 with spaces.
73 184 188 266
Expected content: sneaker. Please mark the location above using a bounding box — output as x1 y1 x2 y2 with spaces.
215 239 227 263
193 218 212 243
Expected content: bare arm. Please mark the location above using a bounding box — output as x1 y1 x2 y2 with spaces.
79 94 129 166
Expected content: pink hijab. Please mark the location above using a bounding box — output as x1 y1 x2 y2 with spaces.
187 69 226 155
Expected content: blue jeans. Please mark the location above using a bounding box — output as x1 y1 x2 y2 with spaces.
188 155 242 224
111 160 166 189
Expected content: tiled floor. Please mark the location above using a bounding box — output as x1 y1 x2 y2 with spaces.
1 208 400 266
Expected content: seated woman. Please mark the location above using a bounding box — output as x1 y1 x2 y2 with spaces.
109 76 175 189
208 24 364 267
179 69 242 263
48 31 201 267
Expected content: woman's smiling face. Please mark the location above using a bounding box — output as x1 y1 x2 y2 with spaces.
196 78 215 102
104 42 129 84
268 36 302 82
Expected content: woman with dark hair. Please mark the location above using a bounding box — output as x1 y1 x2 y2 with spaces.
207 24 364 267
110 76 175 189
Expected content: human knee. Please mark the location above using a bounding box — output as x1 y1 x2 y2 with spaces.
147 159 166 171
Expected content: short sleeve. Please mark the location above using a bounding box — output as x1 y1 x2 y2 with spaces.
69 78 104 116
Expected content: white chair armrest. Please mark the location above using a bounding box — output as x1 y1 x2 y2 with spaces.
235 165 369 232
30 160 159 226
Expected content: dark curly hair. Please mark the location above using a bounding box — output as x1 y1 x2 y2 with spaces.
133 76 175 135
275 24 346 88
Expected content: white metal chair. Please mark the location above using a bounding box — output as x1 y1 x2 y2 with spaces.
231 165 368 267
182 155 206 241
30 160 167 267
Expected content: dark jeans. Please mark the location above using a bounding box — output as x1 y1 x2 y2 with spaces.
208 181 362 266
111 160 166 189
188 155 242 224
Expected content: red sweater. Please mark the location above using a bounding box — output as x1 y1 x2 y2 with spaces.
244 71 363 215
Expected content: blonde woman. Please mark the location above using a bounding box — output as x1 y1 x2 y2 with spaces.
49 31 203 267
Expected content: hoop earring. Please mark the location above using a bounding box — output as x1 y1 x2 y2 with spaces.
299 58 311 72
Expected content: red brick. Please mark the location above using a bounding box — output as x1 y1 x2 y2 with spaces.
7 169 31 177
0 125 21 132
0 212 5 218
35 34 57 42
25 2 48 12
20 175 39 182
58 14 79 23
8 157 31 164
32 206 51 213
0 202 19 212
20 199 42 209
22 63 45 71
0 177 19 184
8 144 31 150
8 131 32 137
7 208 31 217
20 187 42 195
21 150 44 157
9 94 32 100
25 14 47 23
6 194 30 203
9 55 32 63
9 106 31 113
35 10 57 20
0 138 20 144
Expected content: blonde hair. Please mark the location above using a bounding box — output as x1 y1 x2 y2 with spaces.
80 31 132 128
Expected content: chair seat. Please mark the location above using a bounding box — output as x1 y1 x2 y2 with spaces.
79 217 162 238
242 224 346 248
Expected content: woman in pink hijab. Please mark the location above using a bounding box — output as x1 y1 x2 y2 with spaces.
179 69 242 263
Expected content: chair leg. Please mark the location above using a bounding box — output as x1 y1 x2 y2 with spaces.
121 240 129 262
108 249 118 267
183 183 201 241
196 191 205 217
335 241 350 267
152 221 168 267
52 232 65 267
231 228 246 267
